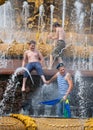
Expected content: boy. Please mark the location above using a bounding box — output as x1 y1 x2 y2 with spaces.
46 63 73 117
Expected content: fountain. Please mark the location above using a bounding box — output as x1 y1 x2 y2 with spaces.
0 1 15 43
0 0 93 129
90 3 93 33
22 1 30 42
62 0 66 28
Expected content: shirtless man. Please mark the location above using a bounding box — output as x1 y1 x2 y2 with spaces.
48 22 65 67
22 40 46 92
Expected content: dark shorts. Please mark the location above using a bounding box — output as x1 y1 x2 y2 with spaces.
24 62 44 78
52 40 65 58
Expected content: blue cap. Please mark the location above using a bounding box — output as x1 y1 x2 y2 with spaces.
56 63 64 69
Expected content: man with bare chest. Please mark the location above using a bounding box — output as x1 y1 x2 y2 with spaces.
48 22 65 67
22 40 46 91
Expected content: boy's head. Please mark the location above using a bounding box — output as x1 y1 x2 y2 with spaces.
53 22 60 28
28 40 36 50
56 63 65 74
28 40 36 45
56 63 64 69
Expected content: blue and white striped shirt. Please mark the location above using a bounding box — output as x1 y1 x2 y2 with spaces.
57 72 69 98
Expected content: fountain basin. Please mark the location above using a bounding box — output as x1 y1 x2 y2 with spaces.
35 117 87 130
0 116 26 130
0 116 93 130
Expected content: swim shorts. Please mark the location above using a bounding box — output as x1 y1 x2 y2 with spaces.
52 40 65 59
23 62 44 77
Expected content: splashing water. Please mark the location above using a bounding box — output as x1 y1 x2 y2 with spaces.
22 1 29 32
0 51 7 68
31 83 58 117
71 0 85 32
76 1 85 31
90 3 93 33
38 4 45 33
50 4 55 32
51 43 73 66
0 66 34 115
0 1 15 43
62 0 66 28
13 67 34 85
0 74 20 115
74 70 87 117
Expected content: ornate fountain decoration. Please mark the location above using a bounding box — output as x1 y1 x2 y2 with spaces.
0 0 7 5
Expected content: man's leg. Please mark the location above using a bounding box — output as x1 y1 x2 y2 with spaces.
49 54 53 69
58 57 63 63
22 63 33 91
56 40 65 63
41 75 46 83
56 102 64 117
35 62 46 83
22 77 27 91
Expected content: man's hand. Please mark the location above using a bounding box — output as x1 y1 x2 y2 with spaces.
63 95 67 101
48 33 52 39
45 80 50 84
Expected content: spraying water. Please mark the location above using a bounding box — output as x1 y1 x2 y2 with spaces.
0 67 34 115
74 70 87 117
0 51 7 68
71 0 85 32
62 0 66 28
13 67 34 85
50 4 55 32
51 43 73 67
0 1 15 43
0 1 15 29
31 83 58 117
90 3 93 33
0 74 20 115
38 4 45 33
22 1 29 32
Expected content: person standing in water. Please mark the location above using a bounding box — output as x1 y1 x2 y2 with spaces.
22 40 46 92
48 22 65 67
46 63 73 117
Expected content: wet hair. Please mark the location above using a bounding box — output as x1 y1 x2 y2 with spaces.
53 22 61 27
56 63 65 69
28 40 36 45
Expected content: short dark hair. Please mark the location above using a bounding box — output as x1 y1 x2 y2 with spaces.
56 63 64 69
28 40 36 45
53 22 60 27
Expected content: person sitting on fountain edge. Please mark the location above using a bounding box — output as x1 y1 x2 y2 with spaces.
21 40 46 92
48 22 65 67
46 63 73 117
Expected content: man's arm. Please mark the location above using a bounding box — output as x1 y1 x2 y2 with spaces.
38 51 45 66
46 73 58 84
63 73 73 100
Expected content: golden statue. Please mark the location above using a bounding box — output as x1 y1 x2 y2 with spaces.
0 0 6 5
27 0 44 9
